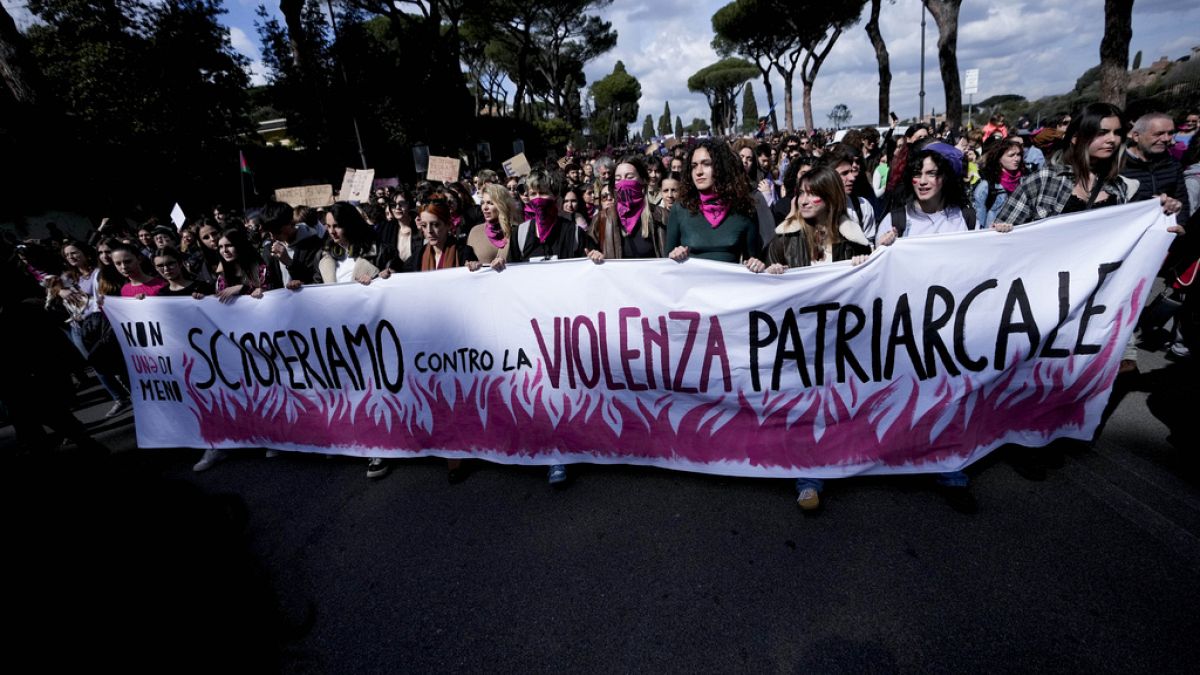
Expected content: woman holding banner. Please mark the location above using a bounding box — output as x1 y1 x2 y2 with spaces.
591 156 667 259
56 241 130 418
464 183 520 271
666 139 762 267
318 202 382 286
506 168 604 486
213 229 269 304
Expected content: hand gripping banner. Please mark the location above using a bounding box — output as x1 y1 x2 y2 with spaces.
105 202 1174 478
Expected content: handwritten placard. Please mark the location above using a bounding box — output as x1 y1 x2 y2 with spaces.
426 156 461 183
502 152 531 178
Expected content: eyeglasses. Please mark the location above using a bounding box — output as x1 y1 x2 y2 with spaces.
154 261 179 269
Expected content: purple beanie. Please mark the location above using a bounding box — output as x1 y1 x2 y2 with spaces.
922 142 964 178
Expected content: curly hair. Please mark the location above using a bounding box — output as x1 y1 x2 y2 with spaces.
979 136 1025 185
678 139 754 217
893 145 968 210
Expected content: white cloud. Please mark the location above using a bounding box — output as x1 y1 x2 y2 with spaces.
229 26 257 58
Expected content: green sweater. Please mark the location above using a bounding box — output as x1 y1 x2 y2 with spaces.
665 206 762 264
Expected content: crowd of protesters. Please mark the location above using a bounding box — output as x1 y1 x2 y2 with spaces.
3 103 1197 514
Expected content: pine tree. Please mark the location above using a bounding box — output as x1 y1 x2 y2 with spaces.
642 114 655 140
741 83 759 133
675 116 684 138
658 100 672 136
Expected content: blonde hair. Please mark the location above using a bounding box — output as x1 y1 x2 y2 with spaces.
479 183 520 238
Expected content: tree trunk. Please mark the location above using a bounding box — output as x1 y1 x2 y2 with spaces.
799 27 842 134
278 0 308 72
866 0 892 126
774 56 798 132
0 4 39 105
1098 0 1133 107
924 0 963 132
754 61 779 133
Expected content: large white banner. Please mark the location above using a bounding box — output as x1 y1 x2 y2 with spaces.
105 202 1174 478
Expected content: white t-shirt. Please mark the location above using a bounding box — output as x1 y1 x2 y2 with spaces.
335 256 357 283
875 204 970 246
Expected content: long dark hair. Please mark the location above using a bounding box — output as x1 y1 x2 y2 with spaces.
894 146 968 210
218 228 264 289
325 202 377 258
980 136 1026 185
679 139 754 216
1061 102 1126 185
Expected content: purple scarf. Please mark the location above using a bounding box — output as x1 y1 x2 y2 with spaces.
485 219 506 249
699 190 728 228
527 197 559 242
615 179 646 235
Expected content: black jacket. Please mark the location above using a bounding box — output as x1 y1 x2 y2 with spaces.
1120 148 1189 223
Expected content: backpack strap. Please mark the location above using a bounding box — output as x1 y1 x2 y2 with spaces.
963 205 977 230
889 206 907 238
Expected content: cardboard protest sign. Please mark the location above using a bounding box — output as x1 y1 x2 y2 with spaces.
337 168 375 202
274 184 333 207
170 203 186 231
502 152 532 177
426 156 461 183
373 177 400 190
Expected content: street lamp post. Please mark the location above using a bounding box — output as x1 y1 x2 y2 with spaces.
919 7 927 120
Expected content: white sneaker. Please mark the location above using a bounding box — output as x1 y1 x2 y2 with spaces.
264 449 281 458
105 399 130 418
193 449 228 472
796 487 821 511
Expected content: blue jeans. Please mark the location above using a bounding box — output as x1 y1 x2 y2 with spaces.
795 478 824 493
65 323 126 402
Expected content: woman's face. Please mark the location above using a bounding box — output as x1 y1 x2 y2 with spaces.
325 212 343 244
154 255 183 282
97 244 113 266
138 229 153 247
582 189 596 206
834 161 859 195
181 230 195 247
199 226 220 250
739 147 754 172
418 212 448 247
153 233 172 249
1083 116 1123 162
691 147 715 191
670 157 684 174
913 157 944 204
562 191 579 213
480 193 498 222
647 163 663 187
660 178 681 209
1000 145 1022 172
217 237 237 261
111 250 139 279
600 186 614 208
62 245 86 269
795 182 827 221
614 162 641 185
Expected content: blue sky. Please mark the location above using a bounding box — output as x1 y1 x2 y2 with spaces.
6 0 1199 130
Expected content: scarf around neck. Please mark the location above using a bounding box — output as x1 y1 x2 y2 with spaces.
999 168 1022 194
699 190 728 228
615 179 646 235
485 219 507 249
421 243 459 271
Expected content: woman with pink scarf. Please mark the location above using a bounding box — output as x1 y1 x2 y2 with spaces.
973 136 1027 228
665 139 763 268
590 155 668 258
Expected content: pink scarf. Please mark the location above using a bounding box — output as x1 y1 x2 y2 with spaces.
527 197 558 242
615 179 646 235
1000 169 1022 194
485 219 506 248
699 190 728 228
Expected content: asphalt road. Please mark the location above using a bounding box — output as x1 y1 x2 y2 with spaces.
3 349 1198 673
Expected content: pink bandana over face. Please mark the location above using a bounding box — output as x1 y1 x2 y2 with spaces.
615 179 646 235
699 190 728 228
485 219 506 248
527 197 559 242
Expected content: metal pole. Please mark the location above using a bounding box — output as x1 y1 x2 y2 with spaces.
919 8 927 120
968 94 973 130
325 0 369 169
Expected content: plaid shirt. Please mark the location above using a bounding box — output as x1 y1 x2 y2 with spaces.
994 163 1134 226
